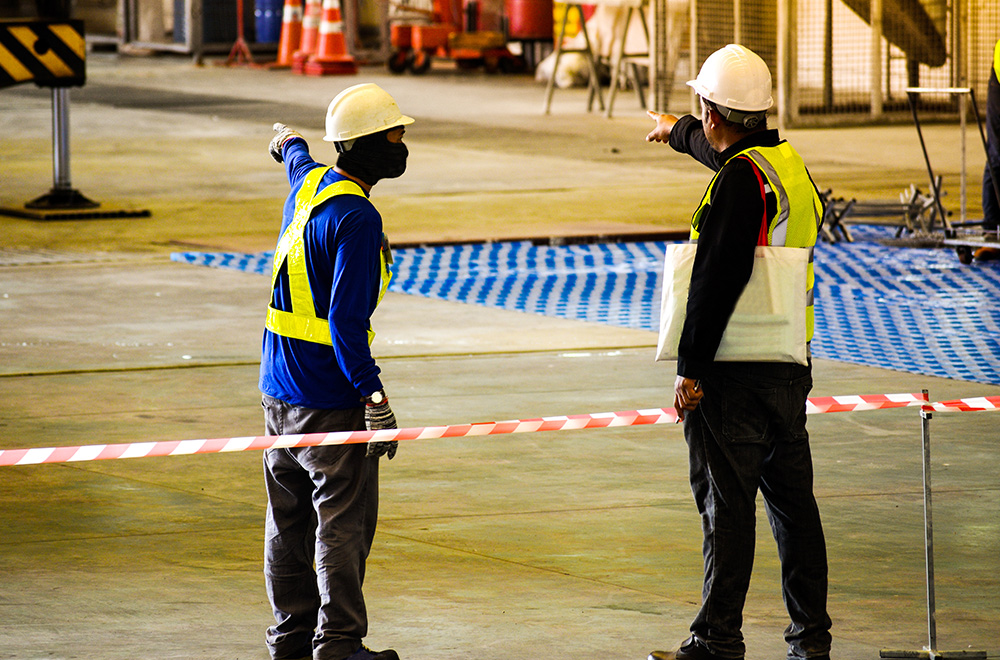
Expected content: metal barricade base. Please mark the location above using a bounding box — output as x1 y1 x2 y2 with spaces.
881 650 987 659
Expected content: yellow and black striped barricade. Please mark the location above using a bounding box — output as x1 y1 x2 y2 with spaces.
0 20 148 219
0 19 86 89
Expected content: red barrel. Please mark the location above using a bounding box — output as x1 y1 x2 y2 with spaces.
505 0 553 40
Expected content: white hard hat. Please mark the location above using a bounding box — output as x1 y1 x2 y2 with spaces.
323 83 414 144
687 44 773 113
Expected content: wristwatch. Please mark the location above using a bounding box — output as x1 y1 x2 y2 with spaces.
367 390 385 405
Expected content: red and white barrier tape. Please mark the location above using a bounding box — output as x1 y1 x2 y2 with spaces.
0 409 677 467
2 393 997 467
804 392 927 414
926 395 1000 413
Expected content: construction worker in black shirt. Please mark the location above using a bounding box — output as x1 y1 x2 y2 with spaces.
976 38 1000 261
645 44 832 660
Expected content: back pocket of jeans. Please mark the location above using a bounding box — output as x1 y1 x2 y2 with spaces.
720 390 771 443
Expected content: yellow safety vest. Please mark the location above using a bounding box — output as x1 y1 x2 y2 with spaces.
265 167 393 347
690 141 823 341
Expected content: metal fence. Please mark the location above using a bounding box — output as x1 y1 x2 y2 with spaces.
653 0 1000 126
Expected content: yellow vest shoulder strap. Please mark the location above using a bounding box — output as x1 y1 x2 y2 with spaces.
739 143 823 247
266 168 385 347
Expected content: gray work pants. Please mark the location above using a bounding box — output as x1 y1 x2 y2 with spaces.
262 394 378 660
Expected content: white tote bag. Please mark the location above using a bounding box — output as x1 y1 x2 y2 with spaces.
656 243 810 365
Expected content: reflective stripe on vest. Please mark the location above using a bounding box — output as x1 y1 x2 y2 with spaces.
265 167 393 346
689 141 823 341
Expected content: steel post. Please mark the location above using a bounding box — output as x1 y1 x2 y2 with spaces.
52 87 72 192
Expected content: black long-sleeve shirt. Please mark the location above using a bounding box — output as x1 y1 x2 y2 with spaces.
987 45 999 167
667 115 783 378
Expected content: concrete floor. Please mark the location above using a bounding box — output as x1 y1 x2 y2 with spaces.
1 54 998 660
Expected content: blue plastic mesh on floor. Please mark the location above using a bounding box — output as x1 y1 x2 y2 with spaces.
172 227 1000 385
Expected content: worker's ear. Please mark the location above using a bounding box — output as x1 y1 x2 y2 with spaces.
699 98 718 129
703 105 719 131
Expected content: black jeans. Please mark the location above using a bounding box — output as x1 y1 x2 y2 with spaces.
683 362 832 659
262 395 378 660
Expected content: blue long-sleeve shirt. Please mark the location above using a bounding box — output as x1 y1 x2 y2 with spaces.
259 138 384 409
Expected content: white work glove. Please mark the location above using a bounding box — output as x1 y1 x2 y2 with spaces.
364 390 398 460
269 122 303 163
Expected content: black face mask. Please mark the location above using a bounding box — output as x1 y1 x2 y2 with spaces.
336 130 408 186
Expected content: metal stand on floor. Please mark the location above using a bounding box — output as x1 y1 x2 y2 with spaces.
906 86 1000 263
605 0 649 118
25 88 98 212
221 0 259 66
906 88 965 232
542 2 604 114
879 391 986 660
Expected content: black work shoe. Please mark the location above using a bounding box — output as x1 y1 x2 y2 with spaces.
345 645 400 660
649 638 728 660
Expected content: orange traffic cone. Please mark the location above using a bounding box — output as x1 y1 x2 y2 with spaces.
303 0 357 76
292 0 321 73
268 0 303 69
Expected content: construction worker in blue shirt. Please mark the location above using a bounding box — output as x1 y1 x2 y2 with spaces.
259 82 412 660
644 45 831 660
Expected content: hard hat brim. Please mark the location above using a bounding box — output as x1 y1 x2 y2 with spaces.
323 114 415 142
686 79 772 113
